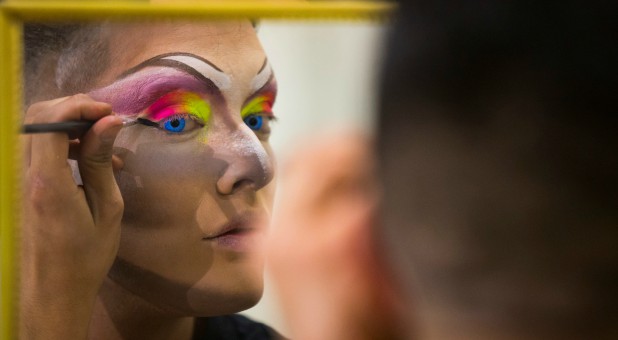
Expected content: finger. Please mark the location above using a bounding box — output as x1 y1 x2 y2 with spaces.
23 97 70 124
111 155 124 171
22 97 72 168
78 114 124 228
21 134 32 169
30 94 112 171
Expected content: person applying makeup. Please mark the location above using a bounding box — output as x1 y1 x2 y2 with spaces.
20 21 283 340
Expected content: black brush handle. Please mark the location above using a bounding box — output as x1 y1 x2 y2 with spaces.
22 120 95 139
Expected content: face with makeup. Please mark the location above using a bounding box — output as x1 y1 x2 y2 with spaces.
89 21 276 315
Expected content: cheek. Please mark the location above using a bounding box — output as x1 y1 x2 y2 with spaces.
113 128 140 154
114 137 226 225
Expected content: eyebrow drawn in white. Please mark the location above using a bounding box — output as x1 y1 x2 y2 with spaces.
161 54 232 90
117 52 231 91
250 59 273 92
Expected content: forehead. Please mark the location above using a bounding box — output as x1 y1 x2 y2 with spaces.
97 21 265 87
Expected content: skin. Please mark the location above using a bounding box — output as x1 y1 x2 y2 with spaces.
21 21 276 340
267 133 405 340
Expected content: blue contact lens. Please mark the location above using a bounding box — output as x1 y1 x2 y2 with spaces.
244 115 263 130
164 117 186 132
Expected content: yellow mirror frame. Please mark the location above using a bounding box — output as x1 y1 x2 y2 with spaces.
0 1 395 338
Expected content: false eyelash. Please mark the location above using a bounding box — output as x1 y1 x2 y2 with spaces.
137 117 160 127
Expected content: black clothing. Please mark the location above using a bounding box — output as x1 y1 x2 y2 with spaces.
192 314 286 340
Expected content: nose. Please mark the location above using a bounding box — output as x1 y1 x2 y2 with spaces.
211 125 274 195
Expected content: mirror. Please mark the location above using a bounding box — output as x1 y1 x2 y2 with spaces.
1 2 393 338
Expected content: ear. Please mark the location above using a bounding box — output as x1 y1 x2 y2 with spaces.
267 132 406 339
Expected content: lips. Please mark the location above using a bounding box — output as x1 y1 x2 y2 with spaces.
203 214 262 252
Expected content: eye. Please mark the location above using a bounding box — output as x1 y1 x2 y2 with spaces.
243 115 263 131
164 117 186 132
158 114 201 133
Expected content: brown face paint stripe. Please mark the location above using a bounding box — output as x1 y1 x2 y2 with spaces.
257 58 268 74
116 55 222 95
118 52 224 80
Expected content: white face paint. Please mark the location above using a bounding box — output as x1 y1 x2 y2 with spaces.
232 129 271 182
209 127 271 183
250 62 273 92
162 55 232 90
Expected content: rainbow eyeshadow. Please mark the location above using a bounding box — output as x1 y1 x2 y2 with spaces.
241 92 275 118
144 90 212 124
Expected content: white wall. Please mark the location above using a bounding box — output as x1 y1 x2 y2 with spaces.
242 20 388 336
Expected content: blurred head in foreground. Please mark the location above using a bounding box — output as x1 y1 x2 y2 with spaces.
378 1 617 338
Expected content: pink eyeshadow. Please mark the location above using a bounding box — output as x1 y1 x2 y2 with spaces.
151 107 178 121
89 68 214 115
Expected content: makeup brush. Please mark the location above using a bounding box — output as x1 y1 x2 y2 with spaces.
22 117 156 139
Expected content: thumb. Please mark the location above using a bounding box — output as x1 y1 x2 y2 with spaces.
78 115 124 227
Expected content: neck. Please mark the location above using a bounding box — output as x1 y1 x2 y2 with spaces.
89 277 195 340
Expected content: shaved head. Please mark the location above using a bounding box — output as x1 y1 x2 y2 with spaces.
378 1 617 338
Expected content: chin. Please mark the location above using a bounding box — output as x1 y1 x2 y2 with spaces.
187 274 265 316
108 255 265 317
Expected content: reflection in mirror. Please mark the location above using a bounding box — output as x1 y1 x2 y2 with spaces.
20 19 387 338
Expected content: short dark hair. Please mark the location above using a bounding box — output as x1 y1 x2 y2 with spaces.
23 23 109 105
378 0 617 337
